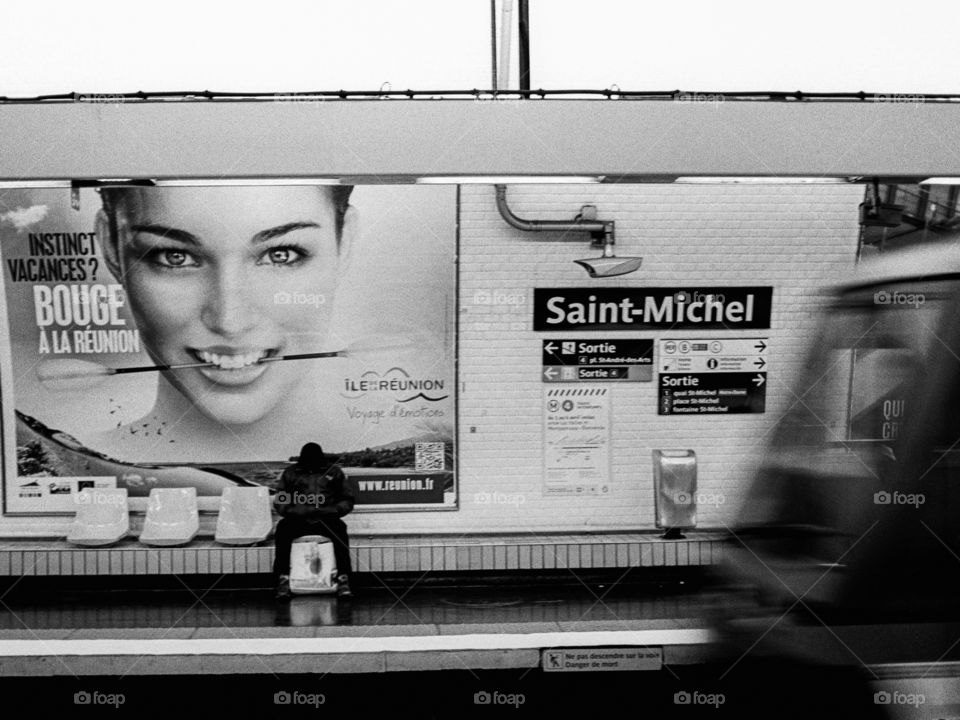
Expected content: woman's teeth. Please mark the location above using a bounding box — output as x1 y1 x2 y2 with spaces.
196 350 269 369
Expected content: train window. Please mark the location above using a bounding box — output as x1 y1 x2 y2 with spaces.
772 281 950 454
847 347 915 442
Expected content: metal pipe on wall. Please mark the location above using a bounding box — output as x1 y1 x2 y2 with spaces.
494 184 609 235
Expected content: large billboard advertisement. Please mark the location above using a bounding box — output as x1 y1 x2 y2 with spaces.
0 184 456 514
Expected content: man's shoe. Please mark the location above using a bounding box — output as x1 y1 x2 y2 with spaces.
275 574 291 600
336 574 353 599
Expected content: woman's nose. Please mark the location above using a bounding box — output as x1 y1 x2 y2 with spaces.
200 269 258 337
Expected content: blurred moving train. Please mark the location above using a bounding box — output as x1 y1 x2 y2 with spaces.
714 241 960 718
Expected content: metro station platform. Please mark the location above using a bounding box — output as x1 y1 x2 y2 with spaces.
4 565 960 718
0 577 716 676
0 531 725 677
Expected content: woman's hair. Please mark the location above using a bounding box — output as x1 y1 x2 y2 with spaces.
98 185 355 241
297 442 327 472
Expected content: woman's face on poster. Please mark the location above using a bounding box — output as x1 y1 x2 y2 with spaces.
105 186 347 426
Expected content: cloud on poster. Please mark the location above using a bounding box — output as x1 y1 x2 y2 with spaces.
1 204 49 232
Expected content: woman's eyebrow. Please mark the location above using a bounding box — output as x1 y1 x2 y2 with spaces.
130 221 321 245
131 224 199 245
251 222 322 244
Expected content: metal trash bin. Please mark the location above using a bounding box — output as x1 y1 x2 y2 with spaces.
289 535 339 595
653 449 697 539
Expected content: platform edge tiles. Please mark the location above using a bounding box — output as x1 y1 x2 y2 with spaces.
0 629 716 675
0 534 725 577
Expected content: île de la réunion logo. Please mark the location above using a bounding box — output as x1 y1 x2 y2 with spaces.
341 366 448 403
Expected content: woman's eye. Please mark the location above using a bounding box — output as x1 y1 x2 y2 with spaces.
260 247 303 265
153 249 198 268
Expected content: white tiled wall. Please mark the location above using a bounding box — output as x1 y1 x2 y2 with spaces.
441 184 862 534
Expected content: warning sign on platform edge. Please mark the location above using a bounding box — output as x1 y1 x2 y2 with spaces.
542 646 664 672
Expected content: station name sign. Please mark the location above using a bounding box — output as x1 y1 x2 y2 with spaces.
533 287 772 331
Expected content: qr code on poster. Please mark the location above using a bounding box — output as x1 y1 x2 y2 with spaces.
415 442 445 471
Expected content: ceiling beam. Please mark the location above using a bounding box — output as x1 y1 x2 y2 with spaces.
0 100 958 180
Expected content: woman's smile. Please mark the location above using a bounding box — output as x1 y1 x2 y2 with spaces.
190 347 280 387
191 347 278 369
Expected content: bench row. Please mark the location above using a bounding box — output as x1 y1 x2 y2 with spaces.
68 487 270 547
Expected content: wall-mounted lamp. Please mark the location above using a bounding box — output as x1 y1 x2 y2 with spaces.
573 230 644 278
494 185 642 278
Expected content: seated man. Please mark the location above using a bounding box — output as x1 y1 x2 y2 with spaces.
272 442 356 599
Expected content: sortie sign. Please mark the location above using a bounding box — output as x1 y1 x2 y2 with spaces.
542 339 653 382
658 338 769 415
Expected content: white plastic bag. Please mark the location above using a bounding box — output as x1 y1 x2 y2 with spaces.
289 535 339 595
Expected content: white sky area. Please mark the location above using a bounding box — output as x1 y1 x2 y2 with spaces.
0 0 958 95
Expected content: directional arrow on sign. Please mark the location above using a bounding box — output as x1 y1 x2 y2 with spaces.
544 368 558 380
754 341 767 352
752 374 765 387
544 342 558 355
754 358 766 369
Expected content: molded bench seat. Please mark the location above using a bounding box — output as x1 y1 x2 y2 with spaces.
139 488 199 547
66 488 129 547
215 487 272 546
